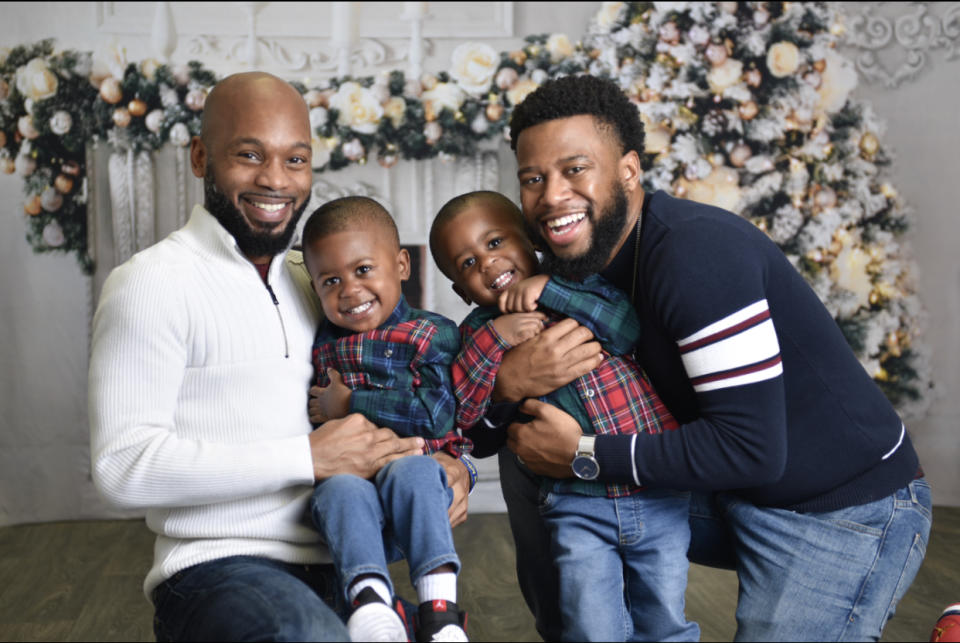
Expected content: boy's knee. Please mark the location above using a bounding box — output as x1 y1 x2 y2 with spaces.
380 454 445 485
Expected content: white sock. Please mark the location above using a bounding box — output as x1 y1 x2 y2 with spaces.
415 571 458 604
349 576 392 605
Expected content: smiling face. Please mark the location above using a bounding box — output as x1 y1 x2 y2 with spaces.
190 73 313 263
304 226 410 333
433 202 539 307
515 114 642 280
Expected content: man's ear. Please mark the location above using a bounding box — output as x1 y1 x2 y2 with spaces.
397 248 411 281
619 149 642 193
452 283 472 306
189 136 206 179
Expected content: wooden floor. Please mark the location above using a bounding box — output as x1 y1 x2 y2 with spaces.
0 507 957 642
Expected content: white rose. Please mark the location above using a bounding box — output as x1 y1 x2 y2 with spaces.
449 42 499 96
506 78 540 106
168 122 191 147
311 137 331 169
594 2 625 30
42 221 66 248
383 97 407 128
16 58 59 101
707 58 743 94
766 41 800 78
422 82 465 116
49 110 73 136
329 81 384 134
816 50 857 115
546 33 574 62
309 107 329 131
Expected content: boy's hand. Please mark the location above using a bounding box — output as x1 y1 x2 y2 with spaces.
491 312 547 346
498 275 549 314
308 369 351 424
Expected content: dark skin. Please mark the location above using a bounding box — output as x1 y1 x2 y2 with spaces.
501 114 645 478
190 74 469 522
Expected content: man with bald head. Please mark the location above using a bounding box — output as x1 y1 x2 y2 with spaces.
89 72 467 641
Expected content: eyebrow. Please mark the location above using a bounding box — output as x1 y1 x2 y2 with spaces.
517 154 591 176
228 137 312 152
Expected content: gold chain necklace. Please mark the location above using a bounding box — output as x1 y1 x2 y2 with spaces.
630 214 642 305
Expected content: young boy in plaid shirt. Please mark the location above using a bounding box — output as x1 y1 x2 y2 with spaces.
302 196 468 643
429 191 698 641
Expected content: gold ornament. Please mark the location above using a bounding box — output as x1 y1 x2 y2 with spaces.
424 102 437 122
128 98 148 117
485 102 504 121
880 182 897 199
874 367 889 381
744 68 762 87
24 194 43 216
54 173 74 194
813 59 827 73
859 132 879 159
99 77 123 104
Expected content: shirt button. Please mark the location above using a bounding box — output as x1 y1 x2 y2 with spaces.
586 389 595 397
384 349 393 358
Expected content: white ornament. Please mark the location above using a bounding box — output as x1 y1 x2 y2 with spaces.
309 107 329 130
42 221 66 248
169 122 191 147
41 186 63 212
145 109 164 133
49 110 73 135
15 154 36 177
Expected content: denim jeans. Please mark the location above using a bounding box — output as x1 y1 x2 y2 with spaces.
151 555 348 642
540 488 699 642
501 449 932 642
309 454 459 602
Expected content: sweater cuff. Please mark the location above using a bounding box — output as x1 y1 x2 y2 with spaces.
595 434 640 485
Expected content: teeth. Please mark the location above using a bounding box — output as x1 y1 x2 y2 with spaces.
251 201 286 213
546 212 585 229
491 271 514 290
347 302 373 315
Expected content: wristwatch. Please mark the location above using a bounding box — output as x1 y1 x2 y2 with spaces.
571 435 599 481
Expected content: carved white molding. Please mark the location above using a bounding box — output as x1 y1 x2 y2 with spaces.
309 178 396 217
841 1 960 88
183 35 428 74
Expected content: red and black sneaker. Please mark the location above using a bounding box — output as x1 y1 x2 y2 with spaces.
415 599 468 642
931 604 960 642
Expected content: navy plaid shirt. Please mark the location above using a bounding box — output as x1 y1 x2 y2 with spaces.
312 296 463 449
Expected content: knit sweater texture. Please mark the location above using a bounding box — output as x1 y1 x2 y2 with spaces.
597 191 918 512
89 205 325 598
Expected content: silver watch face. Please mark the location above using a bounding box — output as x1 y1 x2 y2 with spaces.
572 455 600 480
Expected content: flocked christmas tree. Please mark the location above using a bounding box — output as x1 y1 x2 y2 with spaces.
576 1 931 417
0 1 932 416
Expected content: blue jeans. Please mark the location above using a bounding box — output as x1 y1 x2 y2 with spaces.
309 454 460 602
151 555 348 642
693 478 933 641
501 449 932 642
540 488 699 642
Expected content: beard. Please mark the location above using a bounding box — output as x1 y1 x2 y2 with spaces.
526 183 630 282
204 166 309 260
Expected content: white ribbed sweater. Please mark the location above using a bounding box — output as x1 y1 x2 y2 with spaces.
89 206 327 597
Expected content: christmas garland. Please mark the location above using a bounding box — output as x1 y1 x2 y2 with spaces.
0 2 932 414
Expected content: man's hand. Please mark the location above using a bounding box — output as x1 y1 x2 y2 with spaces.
493 318 603 401
432 452 470 528
498 274 549 313
308 369 351 424
309 413 424 481
491 312 547 346
506 399 582 479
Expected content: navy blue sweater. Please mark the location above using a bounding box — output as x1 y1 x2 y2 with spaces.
597 191 919 512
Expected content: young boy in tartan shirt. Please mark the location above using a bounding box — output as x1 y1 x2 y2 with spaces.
302 196 468 643
430 191 699 642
